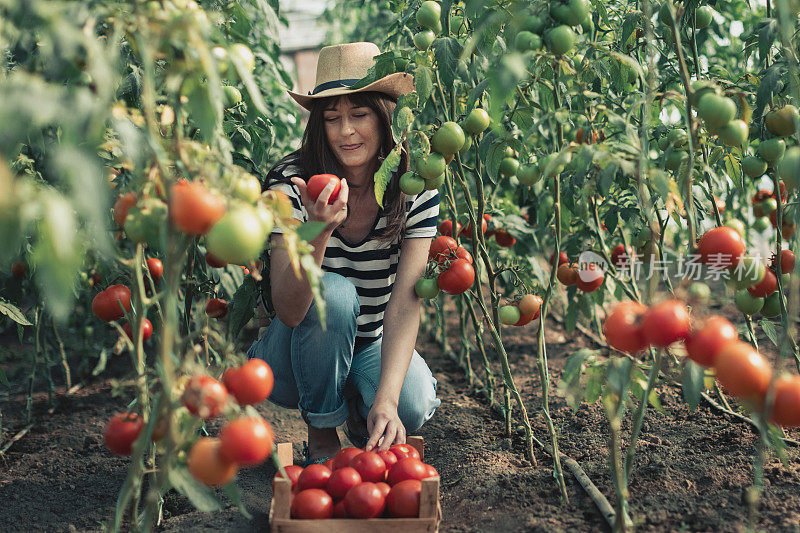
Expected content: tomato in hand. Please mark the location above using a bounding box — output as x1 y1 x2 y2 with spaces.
292 489 334 519
219 417 274 466
344 482 386 519
386 479 422 518
603 301 648 354
387 457 429 486
104 413 144 455
307 174 342 204
333 447 364 471
326 467 362 500
437 258 475 295
641 299 690 347
223 359 274 406
188 437 239 487
350 451 388 483
92 284 132 322
389 443 420 462
770 374 800 427
714 341 772 401
273 464 303 493
123 318 153 342
297 463 333 491
181 375 228 418
685 316 738 367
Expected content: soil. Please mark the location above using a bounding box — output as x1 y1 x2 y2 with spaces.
1 296 799 532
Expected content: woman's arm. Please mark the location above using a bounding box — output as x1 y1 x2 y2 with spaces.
270 177 349 327
365 236 431 450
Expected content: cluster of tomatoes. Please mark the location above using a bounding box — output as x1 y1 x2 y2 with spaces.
278 443 438 520
603 299 800 428
697 226 795 317
415 235 475 298
498 293 544 327
552 251 605 293
439 214 517 248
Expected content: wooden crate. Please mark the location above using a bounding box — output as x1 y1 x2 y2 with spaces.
269 436 441 532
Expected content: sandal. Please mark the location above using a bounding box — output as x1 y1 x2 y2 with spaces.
301 441 335 467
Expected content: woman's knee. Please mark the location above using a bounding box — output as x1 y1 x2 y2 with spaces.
397 353 441 432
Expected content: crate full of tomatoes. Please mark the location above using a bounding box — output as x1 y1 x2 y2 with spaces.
269 436 441 532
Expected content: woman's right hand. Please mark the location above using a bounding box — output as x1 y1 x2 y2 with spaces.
291 177 349 231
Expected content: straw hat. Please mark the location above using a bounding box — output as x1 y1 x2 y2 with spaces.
287 42 415 110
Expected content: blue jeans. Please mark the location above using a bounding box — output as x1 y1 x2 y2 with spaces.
247 272 441 432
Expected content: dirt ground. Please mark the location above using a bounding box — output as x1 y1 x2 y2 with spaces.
1 299 800 532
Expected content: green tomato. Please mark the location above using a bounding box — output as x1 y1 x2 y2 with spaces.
690 80 721 107
545 25 576 56
462 108 491 135
233 173 262 204
725 219 747 237
206 204 268 265
765 104 799 137
229 43 255 73
416 1 442 31
664 150 688 171
550 0 591 26
540 194 555 214
760 292 784 318
413 30 436 51
223 86 242 108
211 46 229 75
400 171 426 195
688 282 711 303
668 128 688 147
459 135 472 155
517 164 541 185
718 119 749 147
499 305 521 325
753 216 771 232
504 146 516 158
762 197 778 214
424 172 446 190
657 136 671 150
124 198 167 248
521 14 546 35
694 6 714 29
735 289 764 315
514 31 542 52
697 93 737 132
415 277 440 299
777 146 800 189
255 204 274 235
728 257 766 289
756 138 786 164
499 157 520 178
741 156 768 178
418 152 446 180
431 121 466 156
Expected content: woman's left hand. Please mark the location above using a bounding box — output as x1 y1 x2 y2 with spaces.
365 398 406 451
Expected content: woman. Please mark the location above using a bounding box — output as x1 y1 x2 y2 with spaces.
247 42 441 464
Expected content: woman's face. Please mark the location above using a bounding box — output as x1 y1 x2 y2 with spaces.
323 97 382 174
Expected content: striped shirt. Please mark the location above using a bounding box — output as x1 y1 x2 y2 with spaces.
265 160 439 341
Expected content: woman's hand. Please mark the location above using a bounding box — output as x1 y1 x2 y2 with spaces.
291 176 349 231
364 398 406 451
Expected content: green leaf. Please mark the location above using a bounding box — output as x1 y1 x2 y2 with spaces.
392 106 415 144
374 144 402 207
222 482 253 519
563 348 597 384
92 348 109 377
757 19 779 65
0 298 32 326
564 298 578 333
648 387 668 415
296 221 327 242
606 357 633 398
432 37 462 89
414 65 434 106
760 318 778 346
167 463 224 512
229 276 259 340
682 360 705 411
0 365 9 388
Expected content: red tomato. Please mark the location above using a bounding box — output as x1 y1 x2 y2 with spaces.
747 268 777 298
273 464 303 493
437 258 475 295
349 451 388 483
429 235 458 263
344 482 386 519
291 489 334 519
610 244 635 269
326 467 362 500
333 447 363 470
389 443 421 462
493 229 516 247
297 463 332 491
685 316 738 367
641 299 690 347
307 174 342 204
377 450 399 471
557 264 578 286
188 437 239 487
550 251 569 266
92 284 132 322
114 192 138 227
438 219 462 237
455 246 473 264
770 374 800 427
104 413 144 455
387 458 429 486
324 458 334 470
205 252 227 268
575 263 605 292
460 215 489 239
333 499 348 518
122 318 153 342
422 463 438 478
386 479 422 518
776 249 795 273
514 294 543 326
223 359 274 406
181 375 228 418
697 226 745 268
206 298 229 319
146 257 163 281
219 417 274 466
11 261 25 279
603 301 648 354
375 481 391 500
714 341 772 401
170 180 226 236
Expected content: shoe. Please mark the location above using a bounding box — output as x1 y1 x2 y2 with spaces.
343 418 369 449
301 441 335 467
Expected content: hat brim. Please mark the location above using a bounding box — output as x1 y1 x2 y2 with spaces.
287 72 415 110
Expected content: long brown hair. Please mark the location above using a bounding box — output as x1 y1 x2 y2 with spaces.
268 91 409 243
